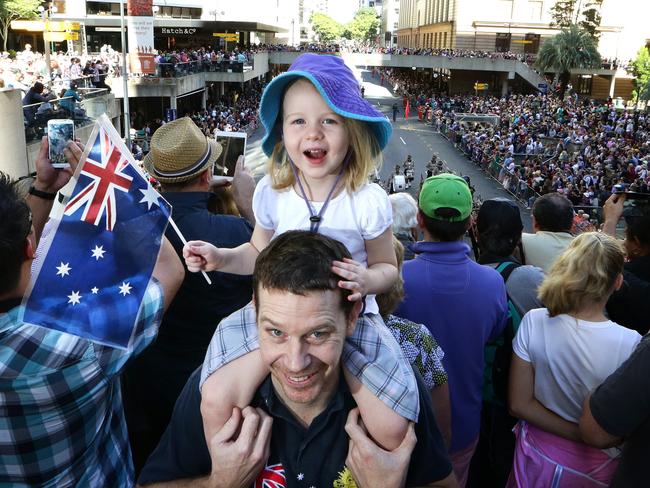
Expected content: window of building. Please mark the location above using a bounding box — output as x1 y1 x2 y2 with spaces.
525 33 540 53
577 75 592 95
527 0 543 20
495 32 511 52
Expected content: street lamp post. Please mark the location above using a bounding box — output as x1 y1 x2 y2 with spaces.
119 0 131 147
37 5 53 81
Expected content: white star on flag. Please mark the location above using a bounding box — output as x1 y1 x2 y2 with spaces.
67 291 81 305
56 262 71 277
119 281 132 296
297 473 305 481
91 287 99 294
91 245 106 260
139 186 161 210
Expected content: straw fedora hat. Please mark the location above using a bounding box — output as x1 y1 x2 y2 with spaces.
143 117 222 184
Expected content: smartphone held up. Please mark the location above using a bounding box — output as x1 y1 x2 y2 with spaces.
214 131 247 181
48 119 75 168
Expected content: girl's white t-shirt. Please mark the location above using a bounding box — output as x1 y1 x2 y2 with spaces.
252 175 393 315
513 308 641 423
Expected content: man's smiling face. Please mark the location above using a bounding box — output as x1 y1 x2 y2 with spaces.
256 287 358 421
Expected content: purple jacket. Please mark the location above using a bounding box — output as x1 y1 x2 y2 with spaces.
395 240 508 453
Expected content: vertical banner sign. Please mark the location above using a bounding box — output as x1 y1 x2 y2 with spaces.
127 0 155 75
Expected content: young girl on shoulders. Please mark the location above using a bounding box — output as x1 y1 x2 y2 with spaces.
184 53 418 450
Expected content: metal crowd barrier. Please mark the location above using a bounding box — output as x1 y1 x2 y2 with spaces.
439 122 544 208
154 60 251 78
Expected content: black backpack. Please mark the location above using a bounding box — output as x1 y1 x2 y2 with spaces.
490 261 523 405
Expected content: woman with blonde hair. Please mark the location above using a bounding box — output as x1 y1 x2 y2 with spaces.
507 232 641 487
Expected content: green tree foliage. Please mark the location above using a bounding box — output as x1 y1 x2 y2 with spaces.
310 12 342 43
0 0 41 51
536 24 601 99
549 0 603 39
345 8 380 43
549 0 576 28
579 0 604 39
629 47 650 101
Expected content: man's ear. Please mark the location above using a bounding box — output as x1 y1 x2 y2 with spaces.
24 234 36 260
614 272 624 292
416 210 425 230
345 300 363 337
531 215 539 232
201 168 212 185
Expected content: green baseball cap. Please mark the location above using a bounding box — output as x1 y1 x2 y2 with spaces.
419 174 472 222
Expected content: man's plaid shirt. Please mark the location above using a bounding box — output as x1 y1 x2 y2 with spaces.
0 280 164 487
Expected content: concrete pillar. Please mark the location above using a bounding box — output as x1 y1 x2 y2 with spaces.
84 96 109 119
170 95 177 110
609 75 616 98
0 89 29 178
501 76 509 97
201 87 207 110
219 82 225 96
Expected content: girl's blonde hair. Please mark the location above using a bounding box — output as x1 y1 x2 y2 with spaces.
267 117 382 193
538 232 624 317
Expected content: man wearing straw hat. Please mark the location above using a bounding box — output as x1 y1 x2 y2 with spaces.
124 117 254 472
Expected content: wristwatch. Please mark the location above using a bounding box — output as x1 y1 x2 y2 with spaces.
28 186 57 200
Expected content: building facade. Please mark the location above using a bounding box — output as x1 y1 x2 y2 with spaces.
10 0 289 53
395 0 649 99
396 0 648 63
380 0 400 47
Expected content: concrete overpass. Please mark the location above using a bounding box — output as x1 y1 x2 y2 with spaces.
106 50 617 108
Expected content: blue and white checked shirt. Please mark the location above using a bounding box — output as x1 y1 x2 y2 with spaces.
0 280 164 487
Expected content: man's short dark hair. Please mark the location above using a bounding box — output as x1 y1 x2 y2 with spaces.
0 173 32 295
625 202 650 248
419 210 470 242
532 193 574 232
252 231 355 318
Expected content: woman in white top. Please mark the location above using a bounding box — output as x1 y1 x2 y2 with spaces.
507 232 641 488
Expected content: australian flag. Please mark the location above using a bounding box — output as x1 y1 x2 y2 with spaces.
23 114 171 349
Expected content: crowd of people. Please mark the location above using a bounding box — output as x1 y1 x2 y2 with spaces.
383 68 650 216
2 43 116 93
127 80 262 161
2 51 650 488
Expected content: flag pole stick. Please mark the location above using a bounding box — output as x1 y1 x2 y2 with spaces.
167 217 212 285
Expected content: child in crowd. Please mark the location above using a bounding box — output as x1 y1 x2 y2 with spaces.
508 232 641 487
184 53 417 450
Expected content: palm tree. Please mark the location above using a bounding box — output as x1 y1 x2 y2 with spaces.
536 25 601 99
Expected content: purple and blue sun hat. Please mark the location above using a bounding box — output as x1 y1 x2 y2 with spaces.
259 53 392 157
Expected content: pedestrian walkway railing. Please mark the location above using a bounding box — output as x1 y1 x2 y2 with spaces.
439 123 544 208
22 88 111 143
152 60 252 78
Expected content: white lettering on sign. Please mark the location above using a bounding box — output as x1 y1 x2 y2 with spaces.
161 27 196 35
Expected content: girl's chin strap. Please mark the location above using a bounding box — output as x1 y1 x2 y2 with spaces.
289 150 352 233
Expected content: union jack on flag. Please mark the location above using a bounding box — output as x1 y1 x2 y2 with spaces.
63 126 133 231
254 463 286 488
22 114 171 349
